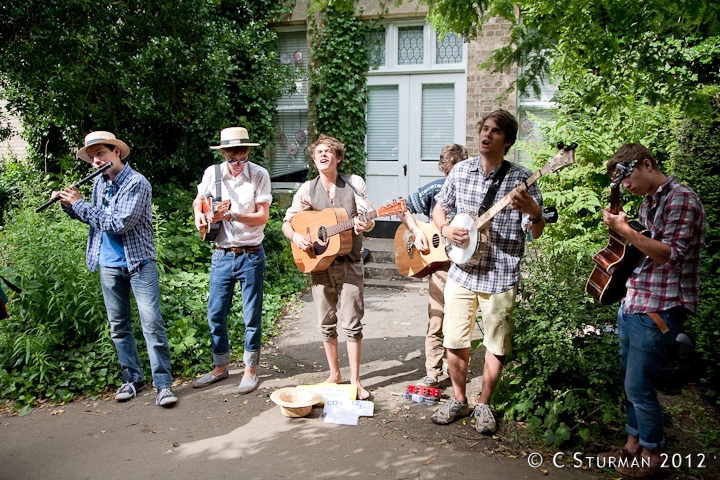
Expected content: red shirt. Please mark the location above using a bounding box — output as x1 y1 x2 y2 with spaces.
624 176 706 314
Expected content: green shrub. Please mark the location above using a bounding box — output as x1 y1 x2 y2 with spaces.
673 115 720 404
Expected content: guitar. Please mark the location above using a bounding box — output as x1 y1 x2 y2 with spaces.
394 220 451 278
199 195 231 242
446 142 577 266
586 160 650 305
291 199 407 273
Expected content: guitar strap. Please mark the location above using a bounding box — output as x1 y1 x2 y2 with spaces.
478 160 511 215
214 164 222 201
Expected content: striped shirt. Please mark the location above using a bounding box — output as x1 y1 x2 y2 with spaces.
436 157 542 293
65 163 156 272
624 176 706 314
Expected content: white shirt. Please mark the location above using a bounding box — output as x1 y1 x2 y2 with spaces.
197 161 272 248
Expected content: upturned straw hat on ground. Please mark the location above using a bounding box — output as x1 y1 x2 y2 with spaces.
270 387 322 418
210 127 260 149
76 131 130 163
75 131 130 162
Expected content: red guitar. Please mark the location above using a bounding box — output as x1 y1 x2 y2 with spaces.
586 160 650 305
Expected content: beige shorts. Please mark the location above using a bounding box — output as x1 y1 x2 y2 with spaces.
443 278 516 355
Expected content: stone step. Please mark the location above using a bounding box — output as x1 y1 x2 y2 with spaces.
365 277 427 292
362 237 395 265
364 261 425 282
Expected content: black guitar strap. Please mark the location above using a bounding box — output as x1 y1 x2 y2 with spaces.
478 160 511 215
214 164 222 201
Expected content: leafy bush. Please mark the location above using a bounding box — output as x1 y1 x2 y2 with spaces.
496 247 623 446
673 115 720 404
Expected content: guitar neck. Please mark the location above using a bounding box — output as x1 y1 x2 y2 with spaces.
326 210 378 237
475 169 542 229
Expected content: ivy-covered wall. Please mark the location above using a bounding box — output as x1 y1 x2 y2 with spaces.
308 2 369 177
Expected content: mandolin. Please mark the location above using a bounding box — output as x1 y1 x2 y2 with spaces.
394 220 450 278
586 160 650 305
291 199 407 273
446 142 577 266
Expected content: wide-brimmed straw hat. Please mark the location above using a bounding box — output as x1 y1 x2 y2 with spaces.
270 387 322 418
76 131 130 163
210 127 260 149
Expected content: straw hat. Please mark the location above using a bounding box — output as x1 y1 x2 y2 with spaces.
210 127 260 149
270 387 323 418
76 131 130 163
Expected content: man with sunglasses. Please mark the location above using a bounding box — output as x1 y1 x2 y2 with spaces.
55 131 176 407
600 143 705 478
192 127 272 395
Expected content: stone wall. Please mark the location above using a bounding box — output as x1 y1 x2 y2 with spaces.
465 16 517 158
0 99 29 160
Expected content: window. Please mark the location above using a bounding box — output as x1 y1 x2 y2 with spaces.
272 30 310 179
421 84 455 160
364 23 465 73
366 86 399 161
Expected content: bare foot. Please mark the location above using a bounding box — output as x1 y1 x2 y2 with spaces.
325 374 342 384
354 382 370 400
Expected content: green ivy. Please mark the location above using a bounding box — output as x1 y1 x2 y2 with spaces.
308 1 369 177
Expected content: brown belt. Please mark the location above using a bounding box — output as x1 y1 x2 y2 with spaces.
647 312 670 334
216 245 262 255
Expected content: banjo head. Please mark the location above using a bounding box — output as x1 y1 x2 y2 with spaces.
446 213 480 265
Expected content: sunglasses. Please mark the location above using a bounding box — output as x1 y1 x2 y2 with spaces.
226 154 249 165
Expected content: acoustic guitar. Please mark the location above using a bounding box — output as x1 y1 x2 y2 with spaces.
199 195 230 242
291 199 407 273
446 142 577 266
586 160 650 305
394 220 450 278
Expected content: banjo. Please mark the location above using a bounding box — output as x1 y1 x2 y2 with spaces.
446 142 577 266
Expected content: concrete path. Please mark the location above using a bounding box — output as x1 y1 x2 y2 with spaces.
0 286 603 479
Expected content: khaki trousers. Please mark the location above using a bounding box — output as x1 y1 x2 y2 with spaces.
425 267 448 377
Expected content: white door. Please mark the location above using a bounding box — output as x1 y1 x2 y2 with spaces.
366 73 466 221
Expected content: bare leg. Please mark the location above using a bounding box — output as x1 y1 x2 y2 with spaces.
323 337 343 384
210 365 227 376
477 350 504 404
446 347 469 403
347 340 369 400
243 365 256 378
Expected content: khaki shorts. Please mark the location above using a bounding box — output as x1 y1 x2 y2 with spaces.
443 278 516 355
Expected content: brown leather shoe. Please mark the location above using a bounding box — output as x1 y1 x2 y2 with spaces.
598 446 642 462
615 459 666 479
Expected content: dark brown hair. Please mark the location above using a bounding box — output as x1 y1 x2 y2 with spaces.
606 143 657 175
477 109 518 154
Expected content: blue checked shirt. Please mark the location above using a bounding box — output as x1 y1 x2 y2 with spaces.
436 156 542 293
64 163 156 272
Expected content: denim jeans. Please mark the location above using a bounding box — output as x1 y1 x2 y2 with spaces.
99 261 173 389
618 304 685 450
207 247 266 367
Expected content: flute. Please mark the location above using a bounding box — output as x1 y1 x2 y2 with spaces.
35 162 114 213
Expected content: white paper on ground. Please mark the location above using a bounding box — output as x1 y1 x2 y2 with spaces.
323 411 360 426
322 399 374 417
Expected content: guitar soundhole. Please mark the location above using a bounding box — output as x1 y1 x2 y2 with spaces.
432 234 440 249
317 226 328 243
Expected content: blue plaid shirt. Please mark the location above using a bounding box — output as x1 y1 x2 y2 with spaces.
64 163 156 272
436 156 542 293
